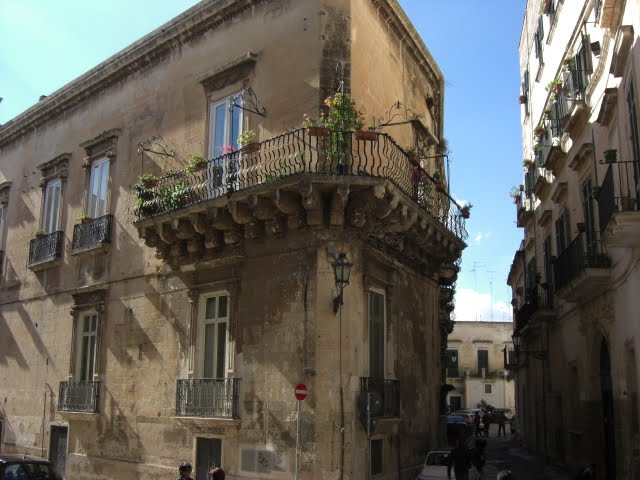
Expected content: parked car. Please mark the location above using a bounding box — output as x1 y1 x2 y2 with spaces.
416 450 450 479
446 414 469 444
0 454 64 480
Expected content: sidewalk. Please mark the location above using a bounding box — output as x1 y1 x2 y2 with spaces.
468 426 572 480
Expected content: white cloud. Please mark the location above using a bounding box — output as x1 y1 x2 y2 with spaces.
473 231 492 243
452 288 512 323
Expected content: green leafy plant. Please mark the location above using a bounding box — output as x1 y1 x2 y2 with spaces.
159 180 191 211
237 130 257 147
137 173 158 187
76 212 92 224
322 93 365 131
545 76 564 95
185 155 207 174
461 203 472 219
33 228 46 238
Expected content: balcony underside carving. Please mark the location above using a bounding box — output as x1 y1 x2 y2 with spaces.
555 268 611 303
136 176 465 275
602 211 640 248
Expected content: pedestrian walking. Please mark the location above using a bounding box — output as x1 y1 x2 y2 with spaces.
177 462 194 480
447 437 472 480
496 411 507 437
474 410 482 437
482 411 491 438
208 466 225 480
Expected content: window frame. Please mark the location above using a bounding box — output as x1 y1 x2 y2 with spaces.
42 178 62 234
446 349 459 378
477 349 489 377
370 437 383 476
368 287 387 379
207 95 243 159
75 311 98 382
197 291 231 379
86 156 110 219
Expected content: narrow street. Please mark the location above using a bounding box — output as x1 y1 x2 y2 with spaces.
467 425 572 480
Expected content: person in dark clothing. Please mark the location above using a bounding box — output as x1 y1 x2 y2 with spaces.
447 438 471 480
473 411 482 437
177 462 193 480
496 411 507 437
208 466 225 480
482 412 491 438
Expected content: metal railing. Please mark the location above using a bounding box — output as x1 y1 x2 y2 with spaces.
71 214 113 253
553 232 610 291
598 160 639 232
557 67 588 121
134 129 467 241
0 249 4 274
359 377 400 418
28 231 64 266
58 380 100 413
175 378 240 418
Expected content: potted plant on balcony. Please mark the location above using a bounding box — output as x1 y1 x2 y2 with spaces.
523 158 534 170
77 212 92 224
33 228 46 238
410 168 428 184
460 203 472 219
534 125 546 141
238 130 260 153
509 185 522 204
185 154 207 174
137 173 158 188
303 113 330 137
405 146 420 166
519 94 527 104
603 149 617 163
355 127 380 141
546 77 564 96
432 171 446 192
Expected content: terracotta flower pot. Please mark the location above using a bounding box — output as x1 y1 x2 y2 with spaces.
241 142 261 153
355 130 379 141
408 155 420 167
307 126 330 137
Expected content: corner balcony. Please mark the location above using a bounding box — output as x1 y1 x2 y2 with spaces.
28 231 64 270
598 160 640 248
175 378 240 419
57 380 100 413
134 129 467 272
553 233 610 302
71 214 113 254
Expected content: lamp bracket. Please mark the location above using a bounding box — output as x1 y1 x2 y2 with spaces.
375 101 423 129
229 87 267 117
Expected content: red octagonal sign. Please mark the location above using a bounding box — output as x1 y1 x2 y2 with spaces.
295 383 308 401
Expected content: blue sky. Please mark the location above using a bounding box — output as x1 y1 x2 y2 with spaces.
0 1 525 322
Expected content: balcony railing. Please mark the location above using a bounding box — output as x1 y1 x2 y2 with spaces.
28 231 64 267
58 380 100 413
175 378 240 418
360 377 400 418
71 214 113 254
553 232 610 291
134 129 468 241
0 249 4 274
598 160 639 233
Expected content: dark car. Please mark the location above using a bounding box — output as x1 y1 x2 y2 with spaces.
0 454 64 480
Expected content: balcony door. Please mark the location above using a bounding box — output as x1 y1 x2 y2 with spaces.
42 179 61 233
198 293 229 379
87 157 109 219
581 177 597 255
369 289 385 380
207 97 242 194
75 313 97 382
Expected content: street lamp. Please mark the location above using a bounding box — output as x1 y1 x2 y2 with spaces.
512 333 547 361
332 252 352 314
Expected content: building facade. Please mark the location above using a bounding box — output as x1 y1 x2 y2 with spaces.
445 322 515 413
509 0 640 478
0 1 467 479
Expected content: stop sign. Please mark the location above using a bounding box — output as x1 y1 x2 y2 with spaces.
294 383 308 401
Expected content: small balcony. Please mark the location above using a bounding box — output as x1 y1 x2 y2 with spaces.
520 282 555 324
57 380 100 413
360 377 400 418
557 69 589 138
553 232 610 302
28 231 64 269
175 378 240 418
598 160 640 248
71 214 113 254
517 197 534 228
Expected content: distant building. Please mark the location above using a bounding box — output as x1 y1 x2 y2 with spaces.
0 1 468 479
445 322 515 412
509 0 639 478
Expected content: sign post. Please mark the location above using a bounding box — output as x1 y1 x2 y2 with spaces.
294 384 308 480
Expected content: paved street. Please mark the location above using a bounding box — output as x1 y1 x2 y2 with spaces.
466 426 573 480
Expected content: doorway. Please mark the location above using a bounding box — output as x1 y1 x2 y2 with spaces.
600 339 616 479
49 426 68 477
196 437 222 480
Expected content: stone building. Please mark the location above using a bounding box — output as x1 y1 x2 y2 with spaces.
0 1 467 479
445 322 515 413
509 0 639 477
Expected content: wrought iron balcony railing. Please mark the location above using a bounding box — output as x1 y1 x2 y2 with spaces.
360 377 400 418
175 378 240 418
134 129 468 241
598 160 639 233
553 232 610 291
71 214 113 254
556 67 588 121
58 380 100 413
28 231 64 267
